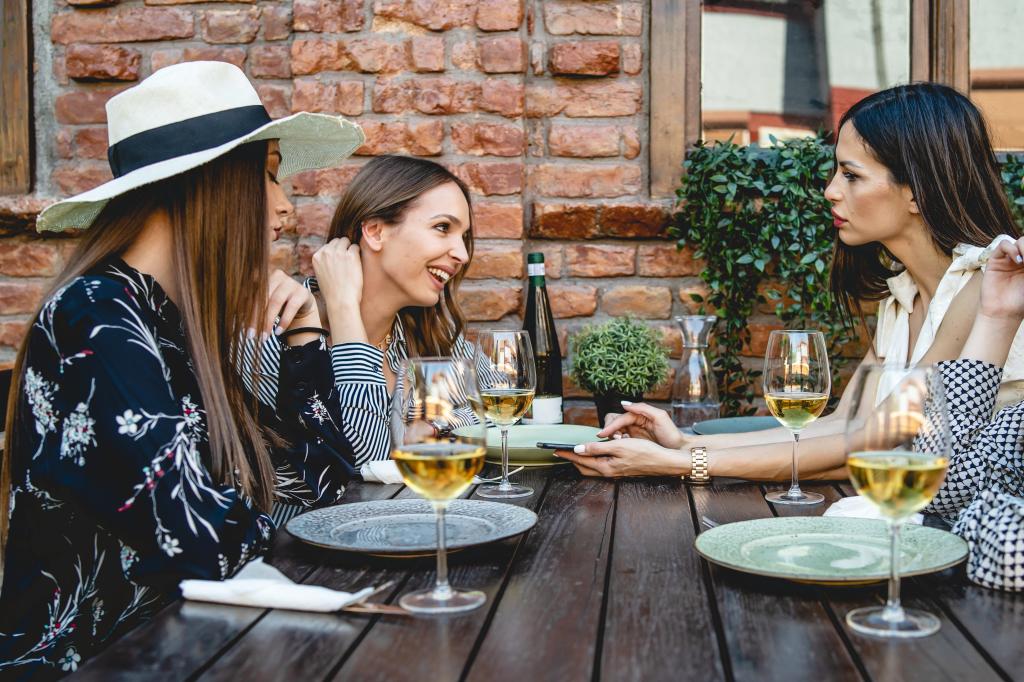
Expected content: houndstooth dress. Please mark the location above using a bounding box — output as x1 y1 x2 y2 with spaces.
925 359 1024 591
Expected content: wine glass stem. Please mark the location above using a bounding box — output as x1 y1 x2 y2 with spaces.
432 501 453 601
499 426 511 488
883 519 905 622
787 432 803 498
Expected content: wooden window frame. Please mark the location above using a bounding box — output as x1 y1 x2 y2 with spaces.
650 0 970 199
1 0 32 195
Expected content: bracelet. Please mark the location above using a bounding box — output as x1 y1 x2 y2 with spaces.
278 326 329 340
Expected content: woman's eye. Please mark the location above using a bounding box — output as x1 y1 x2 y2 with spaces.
842 172 856 181
433 222 451 233
267 171 279 184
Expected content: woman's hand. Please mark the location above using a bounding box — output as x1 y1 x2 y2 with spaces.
312 237 364 314
555 438 686 478
266 269 319 334
980 236 1024 322
597 402 685 450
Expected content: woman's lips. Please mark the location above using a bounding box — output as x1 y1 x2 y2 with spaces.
831 210 847 228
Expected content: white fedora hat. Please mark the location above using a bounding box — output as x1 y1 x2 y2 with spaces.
37 61 365 232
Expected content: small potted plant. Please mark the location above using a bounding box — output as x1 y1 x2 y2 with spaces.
570 317 671 423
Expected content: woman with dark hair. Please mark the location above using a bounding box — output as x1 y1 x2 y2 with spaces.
246 155 478 478
0 62 364 677
559 83 1024 484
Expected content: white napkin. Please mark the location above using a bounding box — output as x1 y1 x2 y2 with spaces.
180 559 375 612
824 495 923 525
360 460 404 484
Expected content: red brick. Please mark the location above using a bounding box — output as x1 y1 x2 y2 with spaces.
465 242 523 279
374 0 475 31
356 120 443 156
622 125 640 159
262 4 292 40
451 41 478 70
529 164 640 198
413 79 477 114
145 0 256 4
409 35 445 73
548 283 597 318
0 241 64 277
530 202 599 239
548 124 619 157
352 38 409 73
269 240 297 273
526 81 641 118
183 47 247 68
68 0 118 5
743 320 785 356
677 280 711 310
476 0 523 30
532 244 564 279
622 43 642 74
527 120 545 156
66 44 141 81
530 41 544 75
291 39 350 75
549 40 619 76
655 324 683 359
257 83 291 118
290 165 363 197
296 236 325 276
544 2 643 36
473 202 523 239
479 78 523 117
293 0 363 31
292 78 364 115
371 78 413 113
637 244 703 277
74 127 108 160
479 35 525 73
295 202 333 239
602 285 672 319
456 284 521 321
452 122 525 157
249 45 291 78
202 8 262 44
563 404 599 427
566 244 635 277
55 129 73 159
54 88 124 124
0 281 48 315
51 7 194 44
151 49 183 72
0 321 29 350
600 204 669 238
455 162 523 196
52 163 113 195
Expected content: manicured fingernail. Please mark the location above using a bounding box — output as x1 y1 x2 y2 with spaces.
1016 255 1022 264
551 451 562 458
246 327 256 339
613 433 622 440
574 444 586 453
273 325 282 336
620 400 633 406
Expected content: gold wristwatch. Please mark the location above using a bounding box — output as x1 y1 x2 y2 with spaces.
687 446 710 484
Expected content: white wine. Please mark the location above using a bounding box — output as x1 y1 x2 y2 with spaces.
765 391 828 431
523 253 563 424
848 451 949 519
392 443 486 501
481 388 535 426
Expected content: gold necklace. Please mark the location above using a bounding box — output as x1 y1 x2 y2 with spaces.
374 331 393 352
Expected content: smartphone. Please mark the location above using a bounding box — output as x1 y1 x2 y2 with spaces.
535 441 579 450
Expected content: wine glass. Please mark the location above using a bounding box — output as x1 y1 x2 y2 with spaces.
474 330 536 499
390 357 488 614
843 364 951 638
762 330 831 505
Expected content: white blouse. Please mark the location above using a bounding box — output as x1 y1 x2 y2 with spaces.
873 235 1024 410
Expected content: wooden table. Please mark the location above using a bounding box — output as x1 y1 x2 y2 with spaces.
74 466 1024 681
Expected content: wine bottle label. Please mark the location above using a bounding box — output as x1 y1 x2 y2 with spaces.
523 395 563 424
527 263 545 277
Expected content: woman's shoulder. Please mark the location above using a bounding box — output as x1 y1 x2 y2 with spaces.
38 261 163 329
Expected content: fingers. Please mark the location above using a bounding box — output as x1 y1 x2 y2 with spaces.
597 413 639 438
276 292 306 333
569 440 619 457
265 278 290 333
555 450 612 477
992 238 1024 266
621 401 670 422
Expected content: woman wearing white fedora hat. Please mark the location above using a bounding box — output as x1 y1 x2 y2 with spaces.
0 61 364 676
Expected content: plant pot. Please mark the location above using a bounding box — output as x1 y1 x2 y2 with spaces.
593 392 643 426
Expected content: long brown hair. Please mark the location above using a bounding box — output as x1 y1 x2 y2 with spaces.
328 155 475 356
2 141 275 552
829 83 1021 324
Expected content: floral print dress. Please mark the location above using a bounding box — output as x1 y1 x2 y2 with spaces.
0 259 357 679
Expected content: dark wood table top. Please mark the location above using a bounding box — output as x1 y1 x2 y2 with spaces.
74 466 1024 681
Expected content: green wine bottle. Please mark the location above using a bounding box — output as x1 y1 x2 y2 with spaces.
523 252 563 424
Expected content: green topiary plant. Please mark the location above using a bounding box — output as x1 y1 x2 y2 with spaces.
570 317 670 422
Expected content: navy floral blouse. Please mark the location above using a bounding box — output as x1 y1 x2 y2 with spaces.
0 259 357 678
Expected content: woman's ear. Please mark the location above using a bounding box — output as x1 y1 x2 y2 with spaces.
904 186 920 215
361 218 385 252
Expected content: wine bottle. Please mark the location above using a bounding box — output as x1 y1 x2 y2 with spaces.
522 252 563 424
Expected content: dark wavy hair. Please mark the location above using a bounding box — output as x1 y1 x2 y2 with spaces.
829 83 1020 324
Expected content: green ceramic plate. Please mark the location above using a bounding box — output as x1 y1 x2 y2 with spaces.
454 424 602 467
692 416 779 435
695 517 968 584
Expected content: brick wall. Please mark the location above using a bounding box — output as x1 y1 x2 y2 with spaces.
0 0 724 425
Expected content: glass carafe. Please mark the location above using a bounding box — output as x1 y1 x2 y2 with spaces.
672 315 720 428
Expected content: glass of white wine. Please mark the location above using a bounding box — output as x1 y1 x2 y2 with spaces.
390 357 488 614
844 364 951 638
474 330 536 499
763 329 831 505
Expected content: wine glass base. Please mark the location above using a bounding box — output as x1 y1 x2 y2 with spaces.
765 490 825 506
477 483 533 499
400 588 486 614
846 606 941 639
